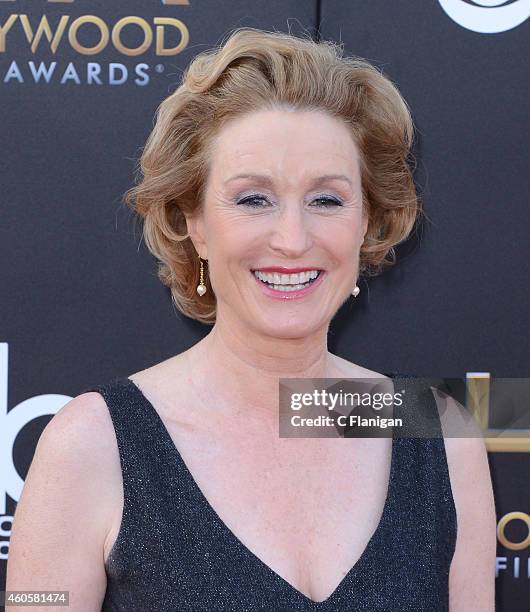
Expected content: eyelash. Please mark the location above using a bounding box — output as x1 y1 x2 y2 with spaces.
236 194 343 208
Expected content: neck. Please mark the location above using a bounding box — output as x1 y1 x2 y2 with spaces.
186 313 338 420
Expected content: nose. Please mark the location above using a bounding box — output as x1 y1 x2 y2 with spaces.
268 201 313 258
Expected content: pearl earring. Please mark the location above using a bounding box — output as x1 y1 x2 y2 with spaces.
196 256 207 296
351 285 360 298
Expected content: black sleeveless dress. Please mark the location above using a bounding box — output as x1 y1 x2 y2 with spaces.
81 373 457 611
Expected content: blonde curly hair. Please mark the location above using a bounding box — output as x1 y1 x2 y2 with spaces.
124 27 422 325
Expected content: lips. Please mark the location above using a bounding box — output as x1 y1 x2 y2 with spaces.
252 268 326 299
251 266 324 274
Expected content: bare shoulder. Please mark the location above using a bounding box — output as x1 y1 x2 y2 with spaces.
46 390 116 444
40 390 122 477
35 389 125 548
38 390 124 532
6 391 121 609
430 389 497 612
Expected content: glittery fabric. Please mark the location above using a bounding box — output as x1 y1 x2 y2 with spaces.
81 373 457 612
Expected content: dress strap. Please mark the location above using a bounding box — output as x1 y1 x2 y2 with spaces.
389 373 446 439
80 376 179 504
386 374 457 568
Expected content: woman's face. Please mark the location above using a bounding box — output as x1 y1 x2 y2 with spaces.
188 107 368 338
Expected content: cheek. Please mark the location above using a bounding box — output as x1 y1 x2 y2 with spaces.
215 215 271 260
320 225 363 262
207 226 260 280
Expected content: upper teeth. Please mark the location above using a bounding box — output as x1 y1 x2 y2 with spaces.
253 270 320 285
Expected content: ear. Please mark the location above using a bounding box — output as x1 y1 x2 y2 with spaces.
183 210 208 260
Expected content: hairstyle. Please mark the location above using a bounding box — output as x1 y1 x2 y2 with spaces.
124 27 421 325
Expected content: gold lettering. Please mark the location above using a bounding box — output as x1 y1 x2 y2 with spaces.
112 17 152 56
0 13 191 56
154 17 189 56
497 512 530 551
0 14 17 54
19 14 69 54
68 15 108 55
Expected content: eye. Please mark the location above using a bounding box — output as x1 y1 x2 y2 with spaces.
236 194 270 208
235 194 343 208
311 196 343 208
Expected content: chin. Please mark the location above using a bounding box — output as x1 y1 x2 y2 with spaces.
255 314 327 339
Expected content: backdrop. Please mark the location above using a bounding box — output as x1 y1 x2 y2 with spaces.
1 1 528 609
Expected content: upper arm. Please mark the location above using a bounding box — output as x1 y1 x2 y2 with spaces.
6 392 119 612
432 389 497 612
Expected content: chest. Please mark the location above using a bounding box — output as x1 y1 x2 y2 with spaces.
150 409 394 602
100 375 457 609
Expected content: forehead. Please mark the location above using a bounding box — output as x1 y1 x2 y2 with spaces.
207 108 360 183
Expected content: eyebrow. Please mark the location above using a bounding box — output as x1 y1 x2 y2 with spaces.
223 173 353 188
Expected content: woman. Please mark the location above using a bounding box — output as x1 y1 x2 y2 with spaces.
7 28 496 611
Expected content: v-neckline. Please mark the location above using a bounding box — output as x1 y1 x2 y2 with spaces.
121 373 399 607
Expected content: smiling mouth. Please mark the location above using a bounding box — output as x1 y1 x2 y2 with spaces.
251 269 323 291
